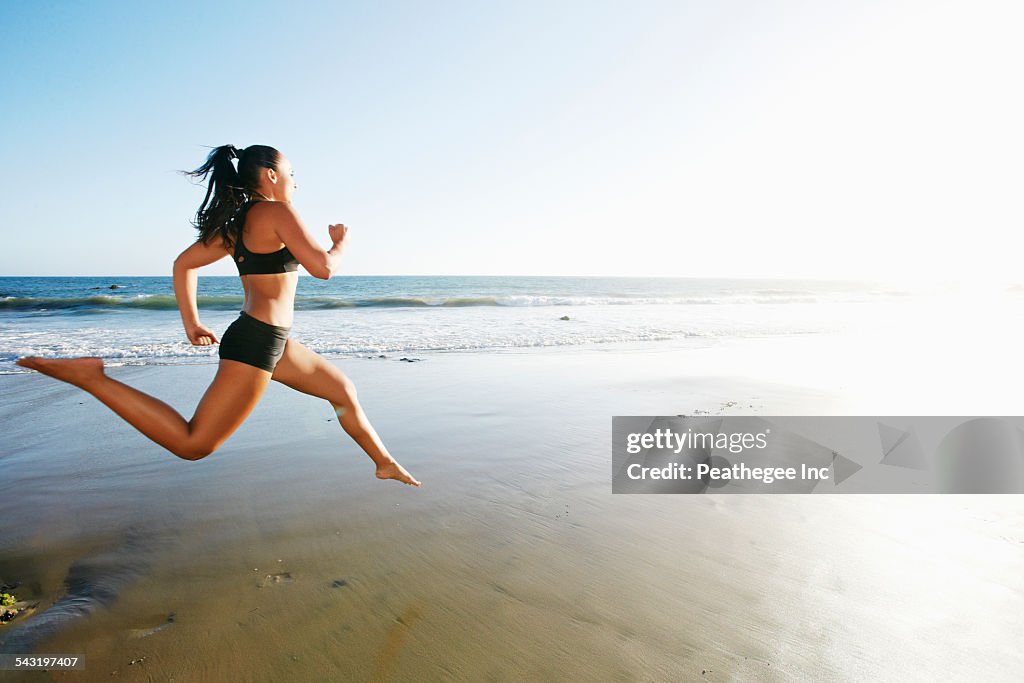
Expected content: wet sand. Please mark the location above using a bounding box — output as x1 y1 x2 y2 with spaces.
1 336 1023 681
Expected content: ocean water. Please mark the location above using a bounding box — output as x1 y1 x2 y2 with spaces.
0 275 1001 373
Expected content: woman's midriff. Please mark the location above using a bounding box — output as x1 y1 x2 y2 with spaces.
239 272 298 328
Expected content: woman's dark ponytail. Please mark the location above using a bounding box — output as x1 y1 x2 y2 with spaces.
181 144 281 248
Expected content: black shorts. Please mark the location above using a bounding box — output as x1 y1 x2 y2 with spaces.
219 311 291 373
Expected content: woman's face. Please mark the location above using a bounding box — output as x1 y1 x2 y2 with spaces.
273 156 298 202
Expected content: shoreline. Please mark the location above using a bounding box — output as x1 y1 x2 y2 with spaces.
0 330 812 376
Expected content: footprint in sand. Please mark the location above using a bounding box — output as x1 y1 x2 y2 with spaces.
127 613 175 639
258 572 293 588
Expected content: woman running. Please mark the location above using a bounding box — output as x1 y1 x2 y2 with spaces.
16 144 420 486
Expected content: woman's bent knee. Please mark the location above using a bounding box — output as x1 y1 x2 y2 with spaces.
174 442 217 461
325 375 357 407
342 377 357 400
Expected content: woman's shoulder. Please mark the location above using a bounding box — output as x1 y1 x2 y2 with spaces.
247 200 299 220
242 201 304 249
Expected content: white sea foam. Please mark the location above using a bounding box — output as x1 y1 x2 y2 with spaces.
0 301 861 372
1 276 983 372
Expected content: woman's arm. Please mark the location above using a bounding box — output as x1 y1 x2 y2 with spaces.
172 239 229 345
263 202 348 279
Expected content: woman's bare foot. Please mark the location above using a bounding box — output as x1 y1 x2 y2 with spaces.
376 459 421 487
15 357 106 388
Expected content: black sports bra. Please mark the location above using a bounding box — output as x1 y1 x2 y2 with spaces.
232 201 299 276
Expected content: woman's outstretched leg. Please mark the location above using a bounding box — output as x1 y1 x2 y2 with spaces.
15 357 272 460
270 340 420 486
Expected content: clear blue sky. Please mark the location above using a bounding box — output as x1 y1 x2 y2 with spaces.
2 0 1021 280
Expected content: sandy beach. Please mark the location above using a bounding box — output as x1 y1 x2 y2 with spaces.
2 332 1023 681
